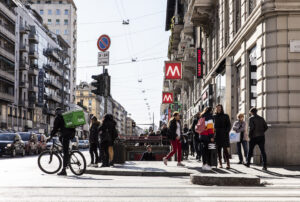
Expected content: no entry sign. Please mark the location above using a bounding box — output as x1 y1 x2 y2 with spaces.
97 35 111 52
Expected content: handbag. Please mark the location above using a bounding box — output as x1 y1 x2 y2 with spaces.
229 130 240 143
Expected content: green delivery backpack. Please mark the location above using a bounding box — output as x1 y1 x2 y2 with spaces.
62 110 86 128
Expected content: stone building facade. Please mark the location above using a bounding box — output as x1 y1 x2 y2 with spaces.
163 0 300 165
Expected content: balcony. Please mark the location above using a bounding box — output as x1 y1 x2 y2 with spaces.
19 100 29 108
19 43 29 52
0 92 14 102
28 67 38 76
20 24 30 34
29 50 38 59
45 78 62 89
29 83 38 92
0 46 15 62
29 33 39 44
0 69 14 82
47 94 62 103
19 60 29 71
19 80 29 88
190 0 217 35
44 48 60 62
0 24 15 42
0 1 17 22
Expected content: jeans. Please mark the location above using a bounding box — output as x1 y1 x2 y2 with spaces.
237 141 248 163
166 139 182 162
247 136 267 166
89 143 99 164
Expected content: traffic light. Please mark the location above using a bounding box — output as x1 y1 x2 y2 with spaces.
132 121 136 128
91 74 104 95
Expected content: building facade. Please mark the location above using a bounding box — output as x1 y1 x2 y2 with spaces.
112 99 127 136
30 0 77 104
163 0 300 166
75 82 102 121
0 0 17 129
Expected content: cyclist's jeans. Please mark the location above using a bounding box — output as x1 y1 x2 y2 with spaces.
61 137 71 169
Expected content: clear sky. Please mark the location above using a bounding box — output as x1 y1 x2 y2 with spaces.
74 0 169 128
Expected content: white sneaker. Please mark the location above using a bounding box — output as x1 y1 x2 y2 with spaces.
202 164 208 170
87 163 92 167
206 165 212 171
92 164 98 168
177 162 185 167
163 157 168 166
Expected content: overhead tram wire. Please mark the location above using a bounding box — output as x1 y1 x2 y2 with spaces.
78 10 165 25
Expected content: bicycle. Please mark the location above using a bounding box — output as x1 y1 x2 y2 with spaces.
38 137 86 176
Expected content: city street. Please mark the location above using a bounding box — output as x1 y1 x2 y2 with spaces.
1 152 300 202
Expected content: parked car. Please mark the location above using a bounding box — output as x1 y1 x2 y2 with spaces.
84 140 89 149
37 134 47 153
0 133 25 157
71 136 79 150
18 132 39 155
78 140 85 149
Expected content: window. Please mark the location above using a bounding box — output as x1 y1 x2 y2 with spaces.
56 29 60 34
59 1 63 3
47 19 52 25
40 9 44 15
234 0 241 34
64 9 69 15
249 0 256 15
37 0 40 3
56 9 60 15
48 9 52 15
64 19 68 25
56 19 60 25
45 1 51 4
64 29 68 35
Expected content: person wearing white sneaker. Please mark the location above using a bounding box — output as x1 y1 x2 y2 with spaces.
163 112 184 166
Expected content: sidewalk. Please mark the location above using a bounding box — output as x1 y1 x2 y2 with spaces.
86 155 300 186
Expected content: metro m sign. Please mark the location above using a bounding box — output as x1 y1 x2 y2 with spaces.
162 92 174 104
165 61 182 80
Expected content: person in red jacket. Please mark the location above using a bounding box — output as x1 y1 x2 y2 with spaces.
198 107 215 171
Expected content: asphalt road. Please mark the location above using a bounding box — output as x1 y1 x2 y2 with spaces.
0 151 300 202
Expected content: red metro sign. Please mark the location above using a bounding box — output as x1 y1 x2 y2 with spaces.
165 61 182 80
162 92 174 104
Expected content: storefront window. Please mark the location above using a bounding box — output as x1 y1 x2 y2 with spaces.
216 73 226 108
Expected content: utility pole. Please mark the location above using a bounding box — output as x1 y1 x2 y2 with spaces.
103 65 107 114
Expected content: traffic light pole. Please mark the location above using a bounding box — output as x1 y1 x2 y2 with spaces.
103 65 107 114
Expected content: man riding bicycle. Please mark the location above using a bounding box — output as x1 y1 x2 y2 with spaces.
49 107 75 176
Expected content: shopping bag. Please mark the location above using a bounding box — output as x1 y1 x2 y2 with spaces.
208 143 217 167
229 130 240 143
62 110 86 128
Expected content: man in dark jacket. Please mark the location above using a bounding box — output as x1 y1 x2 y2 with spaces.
160 124 169 145
50 107 75 176
89 116 100 167
245 107 268 170
191 113 201 160
140 145 155 161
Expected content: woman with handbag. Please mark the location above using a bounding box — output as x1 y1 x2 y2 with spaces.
214 104 231 169
163 111 185 167
99 114 118 167
232 113 248 164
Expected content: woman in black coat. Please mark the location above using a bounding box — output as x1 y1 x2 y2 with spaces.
214 104 231 169
89 116 100 167
99 114 118 167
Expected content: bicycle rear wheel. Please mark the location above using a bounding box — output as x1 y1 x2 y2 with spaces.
38 151 62 174
69 150 86 176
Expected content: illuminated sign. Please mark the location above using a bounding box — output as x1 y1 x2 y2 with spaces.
197 48 203 78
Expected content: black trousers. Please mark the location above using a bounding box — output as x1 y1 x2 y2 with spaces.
194 136 201 159
200 136 210 165
100 143 109 165
60 136 71 169
247 136 267 166
89 143 99 164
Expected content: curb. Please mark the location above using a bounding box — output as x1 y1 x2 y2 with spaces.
190 173 261 186
86 169 191 177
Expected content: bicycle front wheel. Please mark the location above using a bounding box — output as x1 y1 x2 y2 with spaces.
69 150 86 176
38 151 62 174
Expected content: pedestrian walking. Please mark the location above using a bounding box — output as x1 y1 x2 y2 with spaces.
161 124 169 145
191 113 201 160
196 107 215 171
232 113 248 164
99 114 118 167
245 107 268 170
49 107 75 176
214 104 231 169
163 111 185 167
88 116 100 167
187 129 195 157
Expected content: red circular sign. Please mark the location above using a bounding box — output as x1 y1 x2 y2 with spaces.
97 35 111 52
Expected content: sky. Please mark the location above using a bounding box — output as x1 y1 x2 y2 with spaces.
74 0 170 128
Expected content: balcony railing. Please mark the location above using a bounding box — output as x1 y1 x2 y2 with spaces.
29 83 38 92
19 100 28 107
0 69 14 82
0 92 14 102
20 24 30 34
19 60 29 70
29 50 38 59
0 46 15 62
19 43 29 52
0 24 15 42
44 48 60 62
19 80 29 88
29 33 39 43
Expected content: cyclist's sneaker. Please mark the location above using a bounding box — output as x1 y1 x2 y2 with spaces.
87 163 93 167
92 164 98 168
57 169 67 176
